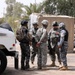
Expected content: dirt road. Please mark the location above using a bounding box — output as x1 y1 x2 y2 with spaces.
2 44 75 75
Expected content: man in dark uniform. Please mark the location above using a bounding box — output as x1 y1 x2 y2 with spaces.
19 20 32 70
58 22 68 70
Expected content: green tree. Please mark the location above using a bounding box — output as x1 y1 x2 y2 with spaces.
5 0 24 32
43 0 75 16
56 0 75 16
24 3 43 15
0 18 5 24
43 0 58 14
13 2 23 18
5 0 16 16
5 0 16 4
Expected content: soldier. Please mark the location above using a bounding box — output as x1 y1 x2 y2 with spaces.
35 20 48 69
29 21 39 64
58 22 68 70
18 20 32 70
48 21 61 67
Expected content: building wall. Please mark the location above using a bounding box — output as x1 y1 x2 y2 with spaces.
38 15 74 52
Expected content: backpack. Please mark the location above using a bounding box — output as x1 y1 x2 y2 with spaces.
16 27 26 42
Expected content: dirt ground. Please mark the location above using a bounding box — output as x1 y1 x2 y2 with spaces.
2 44 75 75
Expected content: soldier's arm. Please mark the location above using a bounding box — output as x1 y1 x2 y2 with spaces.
48 30 51 49
34 29 40 43
58 30 66 47
29 28 35 38
39 29 47 43
26 29 32 41
48 30 51 42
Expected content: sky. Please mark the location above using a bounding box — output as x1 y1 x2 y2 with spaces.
0 0 43 18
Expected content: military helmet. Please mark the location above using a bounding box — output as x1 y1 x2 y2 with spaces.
52 21 58 26
33 21 38 25
21 20 28 26
41 20 48 25
59 22 65 28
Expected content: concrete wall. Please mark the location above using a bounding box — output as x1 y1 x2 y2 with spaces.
38 15 74 52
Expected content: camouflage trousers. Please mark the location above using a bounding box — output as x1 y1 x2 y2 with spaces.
31 42 38 63
59 41 68 67
20 43 30 69
37 43 48 68
49 45 61 63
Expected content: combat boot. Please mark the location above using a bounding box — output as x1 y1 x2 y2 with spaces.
49 61 56 67
25 64 30 70
37 64 42 69
21 61 25 70
59 66 68 70
58 62 63 69
21 67 26 70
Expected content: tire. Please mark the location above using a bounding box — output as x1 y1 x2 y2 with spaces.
0 50 7 74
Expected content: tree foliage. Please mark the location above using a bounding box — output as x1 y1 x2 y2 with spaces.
24 3 43 15
43 0 75 16
0 18 5 24
5 0 24 32
5 0 16 4
3 0 75 32
13 2 23 18
5 0 16 16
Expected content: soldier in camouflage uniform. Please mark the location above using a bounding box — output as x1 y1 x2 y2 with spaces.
35 20 48 69
58 22 68 70
19 20 32 70
48 21 61 67
29 21 39 64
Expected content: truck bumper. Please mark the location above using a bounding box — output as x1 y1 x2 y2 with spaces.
7 51 19 69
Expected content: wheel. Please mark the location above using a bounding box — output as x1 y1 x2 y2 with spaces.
0 50 7 74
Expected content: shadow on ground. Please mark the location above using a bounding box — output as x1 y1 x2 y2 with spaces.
2 66 75 75
2 67 39 75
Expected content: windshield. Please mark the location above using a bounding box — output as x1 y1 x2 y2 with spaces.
0 23 13 32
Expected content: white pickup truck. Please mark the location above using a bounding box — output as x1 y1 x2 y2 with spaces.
0 23 18 74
